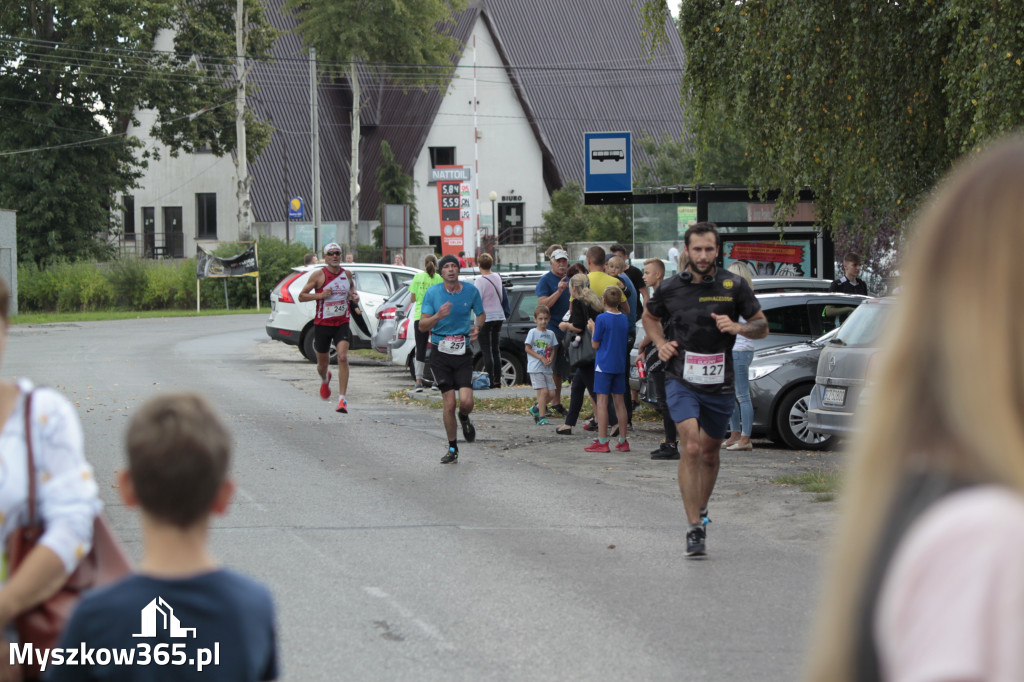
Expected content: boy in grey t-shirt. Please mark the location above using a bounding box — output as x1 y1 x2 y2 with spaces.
524 305 557 425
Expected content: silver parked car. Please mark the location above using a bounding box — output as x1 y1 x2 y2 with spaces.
807 297 896 438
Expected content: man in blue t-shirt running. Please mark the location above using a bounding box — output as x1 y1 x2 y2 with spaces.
419 254 485 464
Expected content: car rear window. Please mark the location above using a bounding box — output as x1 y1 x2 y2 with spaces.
353 272 390 297
833 302 893 346
765 304 812 336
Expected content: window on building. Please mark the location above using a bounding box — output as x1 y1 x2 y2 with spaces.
122 196 135 241
142 207 155 233
196 193 217 239
428 147 455 168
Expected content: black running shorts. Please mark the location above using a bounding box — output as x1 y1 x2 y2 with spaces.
313 322 351 355
429 344 474 393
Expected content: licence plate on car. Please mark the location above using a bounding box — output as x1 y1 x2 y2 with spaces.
823 386 846 407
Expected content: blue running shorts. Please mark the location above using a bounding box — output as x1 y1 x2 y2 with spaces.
593 370 626 396
664 379 734 440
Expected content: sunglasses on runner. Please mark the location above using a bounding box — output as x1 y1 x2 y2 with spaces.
325 251 342 256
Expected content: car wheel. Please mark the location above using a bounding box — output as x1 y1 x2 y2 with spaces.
301 327 338 365
499 350 524 387
773 385 834 450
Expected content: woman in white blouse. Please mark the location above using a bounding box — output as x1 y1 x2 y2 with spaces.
0 276 101 679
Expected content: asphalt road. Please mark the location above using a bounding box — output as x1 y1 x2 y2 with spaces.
5 314 833 681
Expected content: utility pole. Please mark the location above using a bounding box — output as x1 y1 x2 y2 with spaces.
235 0 251 238
310 48 321 252
349 62 360 254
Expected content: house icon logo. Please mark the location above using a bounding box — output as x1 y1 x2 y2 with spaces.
132 597 197 638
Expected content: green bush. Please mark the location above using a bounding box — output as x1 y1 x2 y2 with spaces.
107 257 150 308
16 237 310 313
17 261 113 312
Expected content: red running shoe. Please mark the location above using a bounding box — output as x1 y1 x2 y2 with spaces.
615 440 630 452
319 371 332 400
584 440 610 453
336 396 348 414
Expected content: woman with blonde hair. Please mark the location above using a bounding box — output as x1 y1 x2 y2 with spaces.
555 274 606 436
473 253 506 388
723 263 755 451
804 137 1024 682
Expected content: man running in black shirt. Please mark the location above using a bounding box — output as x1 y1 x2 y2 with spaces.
643 223 769 557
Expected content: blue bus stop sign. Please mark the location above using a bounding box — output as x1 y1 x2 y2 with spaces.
584 132 631 194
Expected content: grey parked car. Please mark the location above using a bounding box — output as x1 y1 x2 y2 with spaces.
807 297 896 438
746 329 840 450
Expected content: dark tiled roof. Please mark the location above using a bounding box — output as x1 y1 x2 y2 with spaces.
481 0 686 193
248 1 351 223
248 0 684 223
354 6 479 224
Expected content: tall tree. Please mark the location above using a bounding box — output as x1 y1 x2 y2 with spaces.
0 0 276 263
282 0 466 253
640 0 1024 248
535 183 632 248
373 140 424 247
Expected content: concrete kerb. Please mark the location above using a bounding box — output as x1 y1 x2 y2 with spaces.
405 383 543 403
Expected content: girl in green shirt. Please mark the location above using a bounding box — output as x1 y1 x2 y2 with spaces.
408 254 444 391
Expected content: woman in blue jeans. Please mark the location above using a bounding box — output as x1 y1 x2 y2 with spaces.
724 264 755 450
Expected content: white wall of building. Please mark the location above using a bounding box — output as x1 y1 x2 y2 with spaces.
118 30 241 259
413 16 550 256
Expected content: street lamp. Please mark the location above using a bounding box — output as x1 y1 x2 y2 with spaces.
488 190 497 255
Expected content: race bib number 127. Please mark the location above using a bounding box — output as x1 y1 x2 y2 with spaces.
683 351 725 385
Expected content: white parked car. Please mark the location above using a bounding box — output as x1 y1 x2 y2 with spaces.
266 262 420 362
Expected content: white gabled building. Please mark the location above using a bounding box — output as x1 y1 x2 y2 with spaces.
118 0 686 259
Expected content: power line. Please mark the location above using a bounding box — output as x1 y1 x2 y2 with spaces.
1 35 684 75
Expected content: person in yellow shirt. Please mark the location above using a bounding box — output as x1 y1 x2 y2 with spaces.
585 245 626 313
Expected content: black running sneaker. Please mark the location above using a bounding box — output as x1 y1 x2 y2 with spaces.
441 447 459 464
685 527 706 557
548 403 567 417
459 413 476 442
651 443 680 460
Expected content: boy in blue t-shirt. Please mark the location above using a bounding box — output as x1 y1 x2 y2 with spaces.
586 286 631 453
524 305 557 425
51 394 278 682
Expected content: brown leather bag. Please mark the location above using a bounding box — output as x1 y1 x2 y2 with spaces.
6 391 132 678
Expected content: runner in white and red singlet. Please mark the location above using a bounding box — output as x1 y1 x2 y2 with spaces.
298 243 360 413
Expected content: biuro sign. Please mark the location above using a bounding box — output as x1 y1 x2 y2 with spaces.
432 165 473 256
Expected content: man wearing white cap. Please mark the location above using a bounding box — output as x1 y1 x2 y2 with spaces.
535 248 572 415
298 243 360 413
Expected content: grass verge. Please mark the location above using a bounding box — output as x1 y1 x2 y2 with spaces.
350 349 389 361
11 309 262 325
387 390 661 422
772 467 841 501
